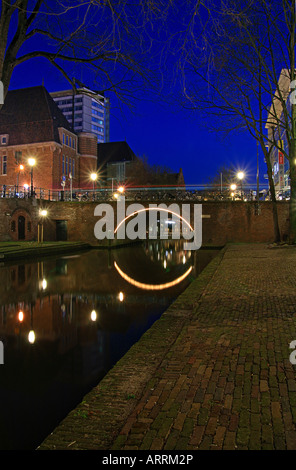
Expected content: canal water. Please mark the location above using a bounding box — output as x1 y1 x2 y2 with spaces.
0 241 219 450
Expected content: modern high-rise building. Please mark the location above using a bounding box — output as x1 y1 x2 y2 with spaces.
50 85 110 144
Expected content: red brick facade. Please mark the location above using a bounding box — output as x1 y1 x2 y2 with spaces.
77 133 98 189
0 130 98 193
0 86 98 195
0 198 290 244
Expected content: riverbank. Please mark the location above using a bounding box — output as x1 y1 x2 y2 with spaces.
0 241 91 261
0 240 224 262
38 242 296 450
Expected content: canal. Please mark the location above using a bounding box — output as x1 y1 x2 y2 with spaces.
0 241 219 450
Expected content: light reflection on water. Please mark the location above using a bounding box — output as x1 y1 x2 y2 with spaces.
0 241 219 450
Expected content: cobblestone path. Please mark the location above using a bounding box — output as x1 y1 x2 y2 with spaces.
39 244 296 450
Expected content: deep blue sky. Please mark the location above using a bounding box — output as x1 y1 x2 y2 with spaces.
8 56 267 188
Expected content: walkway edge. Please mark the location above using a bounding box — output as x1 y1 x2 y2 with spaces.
38 246 226 450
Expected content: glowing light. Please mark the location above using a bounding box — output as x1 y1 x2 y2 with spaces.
28 158 36 167
230 184 237 191
19 164 24 171
114 193 119 199
18 311 24 322
183 255 186 264
163 259 167 269
118 292 124 302
90 310 97 321
28 330 35 344
42 279 47 290
118 186 125 193
114 207 194 235
39 209 48 217
24 184 29 189
90 172 97 181
114 261 192 291
237 171 245 180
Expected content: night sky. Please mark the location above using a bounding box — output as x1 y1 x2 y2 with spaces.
7 38 268 189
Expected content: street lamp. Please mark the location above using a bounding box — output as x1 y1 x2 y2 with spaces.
230 183 237 201
237 171 245 199
90 172 98 200
16 164 24 196
28 158 36 197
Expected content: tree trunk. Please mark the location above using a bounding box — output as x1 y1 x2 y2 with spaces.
289 141 296 244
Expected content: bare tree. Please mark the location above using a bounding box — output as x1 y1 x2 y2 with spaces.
0 0 174 106
172 0 296 243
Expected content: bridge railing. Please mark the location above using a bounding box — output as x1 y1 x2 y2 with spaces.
0 183 272 202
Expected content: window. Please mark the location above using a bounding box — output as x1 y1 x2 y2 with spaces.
66 135 69 146
72 159 75 177
15 151 22 163
92 100 103 110
92 117 104 125
2 156 7 175
0 135 8 145
69 158 72 177
72 138 75 149
69 137 72 148
63 133 65 144
62 155 65 174
66 156 68 175
92 124 104 133
92 109 104 117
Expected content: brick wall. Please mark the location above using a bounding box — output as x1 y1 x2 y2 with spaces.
0 132 96 193
0 199 290 245
78 133 98 188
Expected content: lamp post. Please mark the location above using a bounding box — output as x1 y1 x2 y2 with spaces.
16 164 24 196
38 209 48 243
69 173 73 201
230 183 237 201
237 171 245 199
90 172 98 200
28 158 36 197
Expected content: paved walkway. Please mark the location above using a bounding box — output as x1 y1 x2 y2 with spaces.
39 243 296 450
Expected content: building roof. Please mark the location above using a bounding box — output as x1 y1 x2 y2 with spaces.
97 141 136 166
0 86 74 145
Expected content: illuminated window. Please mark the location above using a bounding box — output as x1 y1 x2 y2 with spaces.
2 156 7 175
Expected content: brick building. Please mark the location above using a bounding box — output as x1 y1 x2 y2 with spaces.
97 141 136 187
0 86 98 196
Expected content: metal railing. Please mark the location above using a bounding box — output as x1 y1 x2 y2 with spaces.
0 183 273 203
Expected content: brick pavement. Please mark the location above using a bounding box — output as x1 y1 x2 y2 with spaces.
39 243 296 450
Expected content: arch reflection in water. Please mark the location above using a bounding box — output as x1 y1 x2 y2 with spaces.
114 261 193 291
0 242 220 450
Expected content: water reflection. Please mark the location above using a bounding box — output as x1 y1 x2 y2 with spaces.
0 241 219 450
